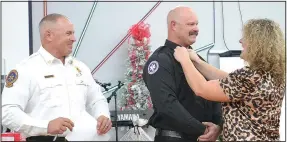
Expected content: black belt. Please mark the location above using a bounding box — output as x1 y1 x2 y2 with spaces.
26 136 67 141
155 129 183 139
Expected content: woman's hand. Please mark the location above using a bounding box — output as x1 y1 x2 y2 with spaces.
174 46 190 64
187 49 201 63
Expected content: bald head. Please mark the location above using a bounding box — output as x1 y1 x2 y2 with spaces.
167 6 199 47
167 6 194 26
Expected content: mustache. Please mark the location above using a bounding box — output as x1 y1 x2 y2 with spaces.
189 31 198 36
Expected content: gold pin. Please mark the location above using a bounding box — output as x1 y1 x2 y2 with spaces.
75 66 82 76
75 66 81 73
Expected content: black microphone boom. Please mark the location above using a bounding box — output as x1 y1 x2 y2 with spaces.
95 79 111 91
106 81 124 103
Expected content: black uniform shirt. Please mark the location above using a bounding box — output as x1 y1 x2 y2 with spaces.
143 39 222 139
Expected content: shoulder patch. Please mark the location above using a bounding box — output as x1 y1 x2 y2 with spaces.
148 61 159 75
5 70 18 88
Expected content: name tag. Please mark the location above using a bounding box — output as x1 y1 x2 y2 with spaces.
44 75 54 78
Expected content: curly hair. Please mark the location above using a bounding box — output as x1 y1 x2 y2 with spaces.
242 18 285 86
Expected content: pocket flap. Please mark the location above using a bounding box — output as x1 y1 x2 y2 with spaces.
39 78 63 90
75 78 88 86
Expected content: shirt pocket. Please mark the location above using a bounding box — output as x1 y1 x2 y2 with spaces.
74 78 89 92
73 78 89 104
38 78 64 108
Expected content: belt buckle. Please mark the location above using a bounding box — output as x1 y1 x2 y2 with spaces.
156 129 182 139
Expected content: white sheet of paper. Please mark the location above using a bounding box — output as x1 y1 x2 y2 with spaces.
66 111 110 141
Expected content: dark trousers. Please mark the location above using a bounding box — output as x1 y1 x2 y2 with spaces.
26 136 68 142
154 135 197 142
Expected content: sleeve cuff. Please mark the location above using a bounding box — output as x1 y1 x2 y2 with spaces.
37 120 49 135
20 117 49 136
95 112 111 120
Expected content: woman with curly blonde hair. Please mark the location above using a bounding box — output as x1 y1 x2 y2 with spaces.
173 18 285 141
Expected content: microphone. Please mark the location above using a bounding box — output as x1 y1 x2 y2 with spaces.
117 81 124 88
95 79 111 91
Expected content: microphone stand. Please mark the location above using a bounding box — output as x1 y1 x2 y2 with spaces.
95 79 111 91
106 81 124 142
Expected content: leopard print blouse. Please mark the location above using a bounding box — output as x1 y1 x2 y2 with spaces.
219 66 285 141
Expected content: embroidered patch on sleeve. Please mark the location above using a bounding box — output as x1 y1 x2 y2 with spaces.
5 70 18 88
148 61 159 75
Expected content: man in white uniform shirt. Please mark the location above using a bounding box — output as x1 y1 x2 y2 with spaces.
2 13 112 141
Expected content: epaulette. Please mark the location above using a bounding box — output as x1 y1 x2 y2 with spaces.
17 52 40 66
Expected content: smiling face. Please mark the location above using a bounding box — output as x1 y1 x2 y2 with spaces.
169 7 199 47
49 18 76 57
176 12 199 46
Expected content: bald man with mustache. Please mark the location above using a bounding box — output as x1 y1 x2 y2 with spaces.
143 6 222 142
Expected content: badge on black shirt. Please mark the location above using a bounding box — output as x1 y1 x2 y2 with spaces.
148 61 159 75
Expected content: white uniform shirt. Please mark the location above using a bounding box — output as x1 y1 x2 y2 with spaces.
2 47 110 138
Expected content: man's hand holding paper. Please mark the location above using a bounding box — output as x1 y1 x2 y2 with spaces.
65 112 111 141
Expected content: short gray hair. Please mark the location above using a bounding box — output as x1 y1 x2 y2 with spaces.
38 13 68 36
